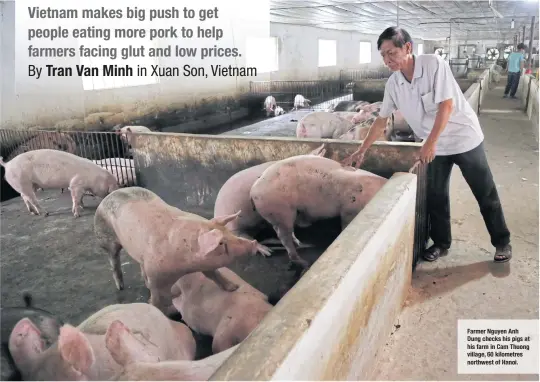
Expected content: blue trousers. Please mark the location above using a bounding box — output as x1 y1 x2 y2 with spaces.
504 72 521 97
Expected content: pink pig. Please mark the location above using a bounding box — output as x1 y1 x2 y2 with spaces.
8 303 196 381
171 267 272 353
94 186 261 315
0 149 119 217
249 156 388 273
296 111 353 138
111 343 239 381
213 143 327 254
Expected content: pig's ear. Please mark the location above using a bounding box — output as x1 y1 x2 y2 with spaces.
8 318 46 367
211 210 241 226
58 324 95 374
105 320 160 366
198 229 225 256
299 123 307 135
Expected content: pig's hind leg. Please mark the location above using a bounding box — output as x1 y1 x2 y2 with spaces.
94 214 125 290
274 224 310 273
19 183 47 216
69 176 86 217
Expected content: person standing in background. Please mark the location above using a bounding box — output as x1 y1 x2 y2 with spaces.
503 43 527 99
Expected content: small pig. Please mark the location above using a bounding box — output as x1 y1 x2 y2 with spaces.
111 343 239 381
249 156 388 272
274 106 285 116
292 94 311 110
171 268 272 353
0 149 119 217
263 96 277 117
213 144 327 255
1 293 64 381
296 111 354 139
92 158 136 187
333 100 370 112
94 187 261 314
8 303 196 381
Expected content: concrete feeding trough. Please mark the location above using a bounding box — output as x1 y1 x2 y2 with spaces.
130 132 425 379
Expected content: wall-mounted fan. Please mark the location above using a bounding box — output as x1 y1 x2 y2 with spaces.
486 47 500 60
503 46 513 59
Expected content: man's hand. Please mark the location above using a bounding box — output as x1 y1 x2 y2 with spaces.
418 139 436 164
341 149 365 168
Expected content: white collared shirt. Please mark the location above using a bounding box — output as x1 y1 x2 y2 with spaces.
379 54 484 156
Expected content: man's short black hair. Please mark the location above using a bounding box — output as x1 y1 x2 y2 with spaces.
377 26 413 50
517 43 526 50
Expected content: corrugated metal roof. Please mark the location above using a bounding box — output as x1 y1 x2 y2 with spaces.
270 0 539 41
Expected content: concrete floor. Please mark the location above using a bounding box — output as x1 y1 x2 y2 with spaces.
372 84 539 380
0 189 337 359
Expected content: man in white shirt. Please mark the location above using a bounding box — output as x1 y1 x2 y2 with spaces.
343 27 512 263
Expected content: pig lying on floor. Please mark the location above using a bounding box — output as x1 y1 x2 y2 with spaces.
94 187 262 315
171 267 272 353
332 100 370 112
112 342 239 381
338 115 391 141
8 303 196 381
250 155 388 273
0 149 119 217
296 112 354 139
213 143 327 255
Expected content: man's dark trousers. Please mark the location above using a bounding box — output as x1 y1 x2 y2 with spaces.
504 71 521 97
426 141 511 250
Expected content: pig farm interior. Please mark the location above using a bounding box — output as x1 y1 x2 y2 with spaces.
1 1 539 381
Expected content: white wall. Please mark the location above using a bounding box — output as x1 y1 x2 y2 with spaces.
1 10 424 126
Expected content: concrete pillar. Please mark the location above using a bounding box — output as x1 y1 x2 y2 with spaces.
526 16 536 71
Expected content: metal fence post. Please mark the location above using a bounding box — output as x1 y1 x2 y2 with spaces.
525 75 532 114
477 78 482 115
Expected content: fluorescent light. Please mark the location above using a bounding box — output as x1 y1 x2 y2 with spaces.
511 19 515 29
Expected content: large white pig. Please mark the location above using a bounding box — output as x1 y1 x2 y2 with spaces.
8 303 196 381
94 187 262 315
249 156 388 273
171 268 272 353
213 144 327 254
112 344 239 381
293 94 311 110
0 149 119 217
263 96 277 117
296 111 354 139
